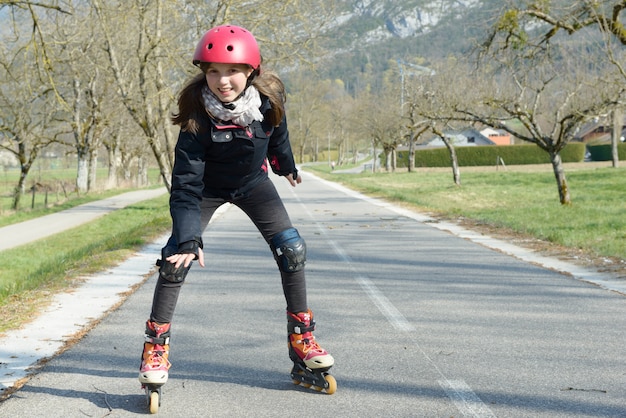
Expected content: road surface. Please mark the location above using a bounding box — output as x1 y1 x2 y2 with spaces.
0 172 624 417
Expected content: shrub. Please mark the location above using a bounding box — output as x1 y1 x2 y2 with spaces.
395 143 587 168
586 143 626 161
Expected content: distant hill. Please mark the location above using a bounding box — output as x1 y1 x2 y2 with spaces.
311 0 501 94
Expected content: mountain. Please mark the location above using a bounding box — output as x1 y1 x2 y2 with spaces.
311 0 500 94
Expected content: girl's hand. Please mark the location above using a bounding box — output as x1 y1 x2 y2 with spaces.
286 173 302 187
167 251 205 268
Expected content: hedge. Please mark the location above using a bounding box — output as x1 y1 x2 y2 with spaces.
393 143 587 168
586 143 626 161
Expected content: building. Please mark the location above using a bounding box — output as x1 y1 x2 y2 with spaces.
421 128 495 147
479 128 512 145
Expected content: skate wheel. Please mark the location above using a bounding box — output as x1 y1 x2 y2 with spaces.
149 391 159 414
294 370 311 388
324 375 337 395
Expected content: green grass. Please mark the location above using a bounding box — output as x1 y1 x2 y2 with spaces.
0 194 171 332
305 163 626 261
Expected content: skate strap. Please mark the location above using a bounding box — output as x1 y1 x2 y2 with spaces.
145 335 170 345
288 321 315 335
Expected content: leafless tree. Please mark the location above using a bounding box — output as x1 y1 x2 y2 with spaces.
434 49 622 204
0 2 66 208
487 1 626 48
0 60 56 209
286 75 330 164
39 2 109 193
487 0 626 167
407 59 463 183
355 85 404 173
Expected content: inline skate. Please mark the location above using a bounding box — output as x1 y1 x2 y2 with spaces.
287 309 336 394
139 320 171 414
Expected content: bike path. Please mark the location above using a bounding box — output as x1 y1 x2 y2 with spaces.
0 174 625 417
0 188 168 252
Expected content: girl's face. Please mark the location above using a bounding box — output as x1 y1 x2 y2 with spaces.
205 63 253 103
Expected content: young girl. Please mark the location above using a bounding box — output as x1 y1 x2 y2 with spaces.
138 25 334 395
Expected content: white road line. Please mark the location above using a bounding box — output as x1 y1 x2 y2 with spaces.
327 238 415 332
286 182 414 332
439 380 497 418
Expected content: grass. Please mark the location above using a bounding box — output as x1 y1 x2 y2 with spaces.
0 194 171 333
304 162 626 262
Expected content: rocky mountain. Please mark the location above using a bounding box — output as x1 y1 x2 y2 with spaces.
332 0 484 45
312 0 499 93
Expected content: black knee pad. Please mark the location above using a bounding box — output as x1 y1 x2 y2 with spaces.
156 258 191 283
271 228 306 272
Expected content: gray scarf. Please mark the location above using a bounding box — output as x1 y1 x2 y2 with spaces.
202 85 263 127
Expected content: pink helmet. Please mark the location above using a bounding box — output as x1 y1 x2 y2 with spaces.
192 25 261 69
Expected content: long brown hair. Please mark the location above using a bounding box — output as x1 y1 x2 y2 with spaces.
171 67 287 134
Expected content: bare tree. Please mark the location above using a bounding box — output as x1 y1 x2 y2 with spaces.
406 59 464 183
438 50 622 204
46 3 106 193
0 1 67 12
431 124 461 186
0 2 66 208
92 0 174 190
286 76 329 164
488 0 626 167
355 86 404 173
0 66 56 209
489 1 626 47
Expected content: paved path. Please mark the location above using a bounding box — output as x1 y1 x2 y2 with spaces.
0 188 168 251
0 174 625 417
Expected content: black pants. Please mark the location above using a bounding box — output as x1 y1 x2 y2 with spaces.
149 177 308 323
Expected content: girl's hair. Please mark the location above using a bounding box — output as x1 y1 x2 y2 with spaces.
172 66 286 134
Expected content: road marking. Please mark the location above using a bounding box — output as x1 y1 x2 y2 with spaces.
439 380 497 418
327 239 415 332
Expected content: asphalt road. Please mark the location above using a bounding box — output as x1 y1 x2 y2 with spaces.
0 172 624 417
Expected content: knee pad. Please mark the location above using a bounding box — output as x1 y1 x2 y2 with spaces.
156 258 191 283
271 228 306 272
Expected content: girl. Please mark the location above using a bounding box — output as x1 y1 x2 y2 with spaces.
138 25 334 394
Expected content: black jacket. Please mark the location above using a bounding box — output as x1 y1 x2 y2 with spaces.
168 96 297 255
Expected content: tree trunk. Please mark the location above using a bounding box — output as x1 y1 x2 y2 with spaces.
612 107 621 168
12 166 29 210
408 137 415 172
371 140 376 173
76 148 89 193
105 142 120 189
88 149 98 191
444 139 461 186
138 156 148 187
146 135 171 189
432 127 460 185
549 151 571 205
